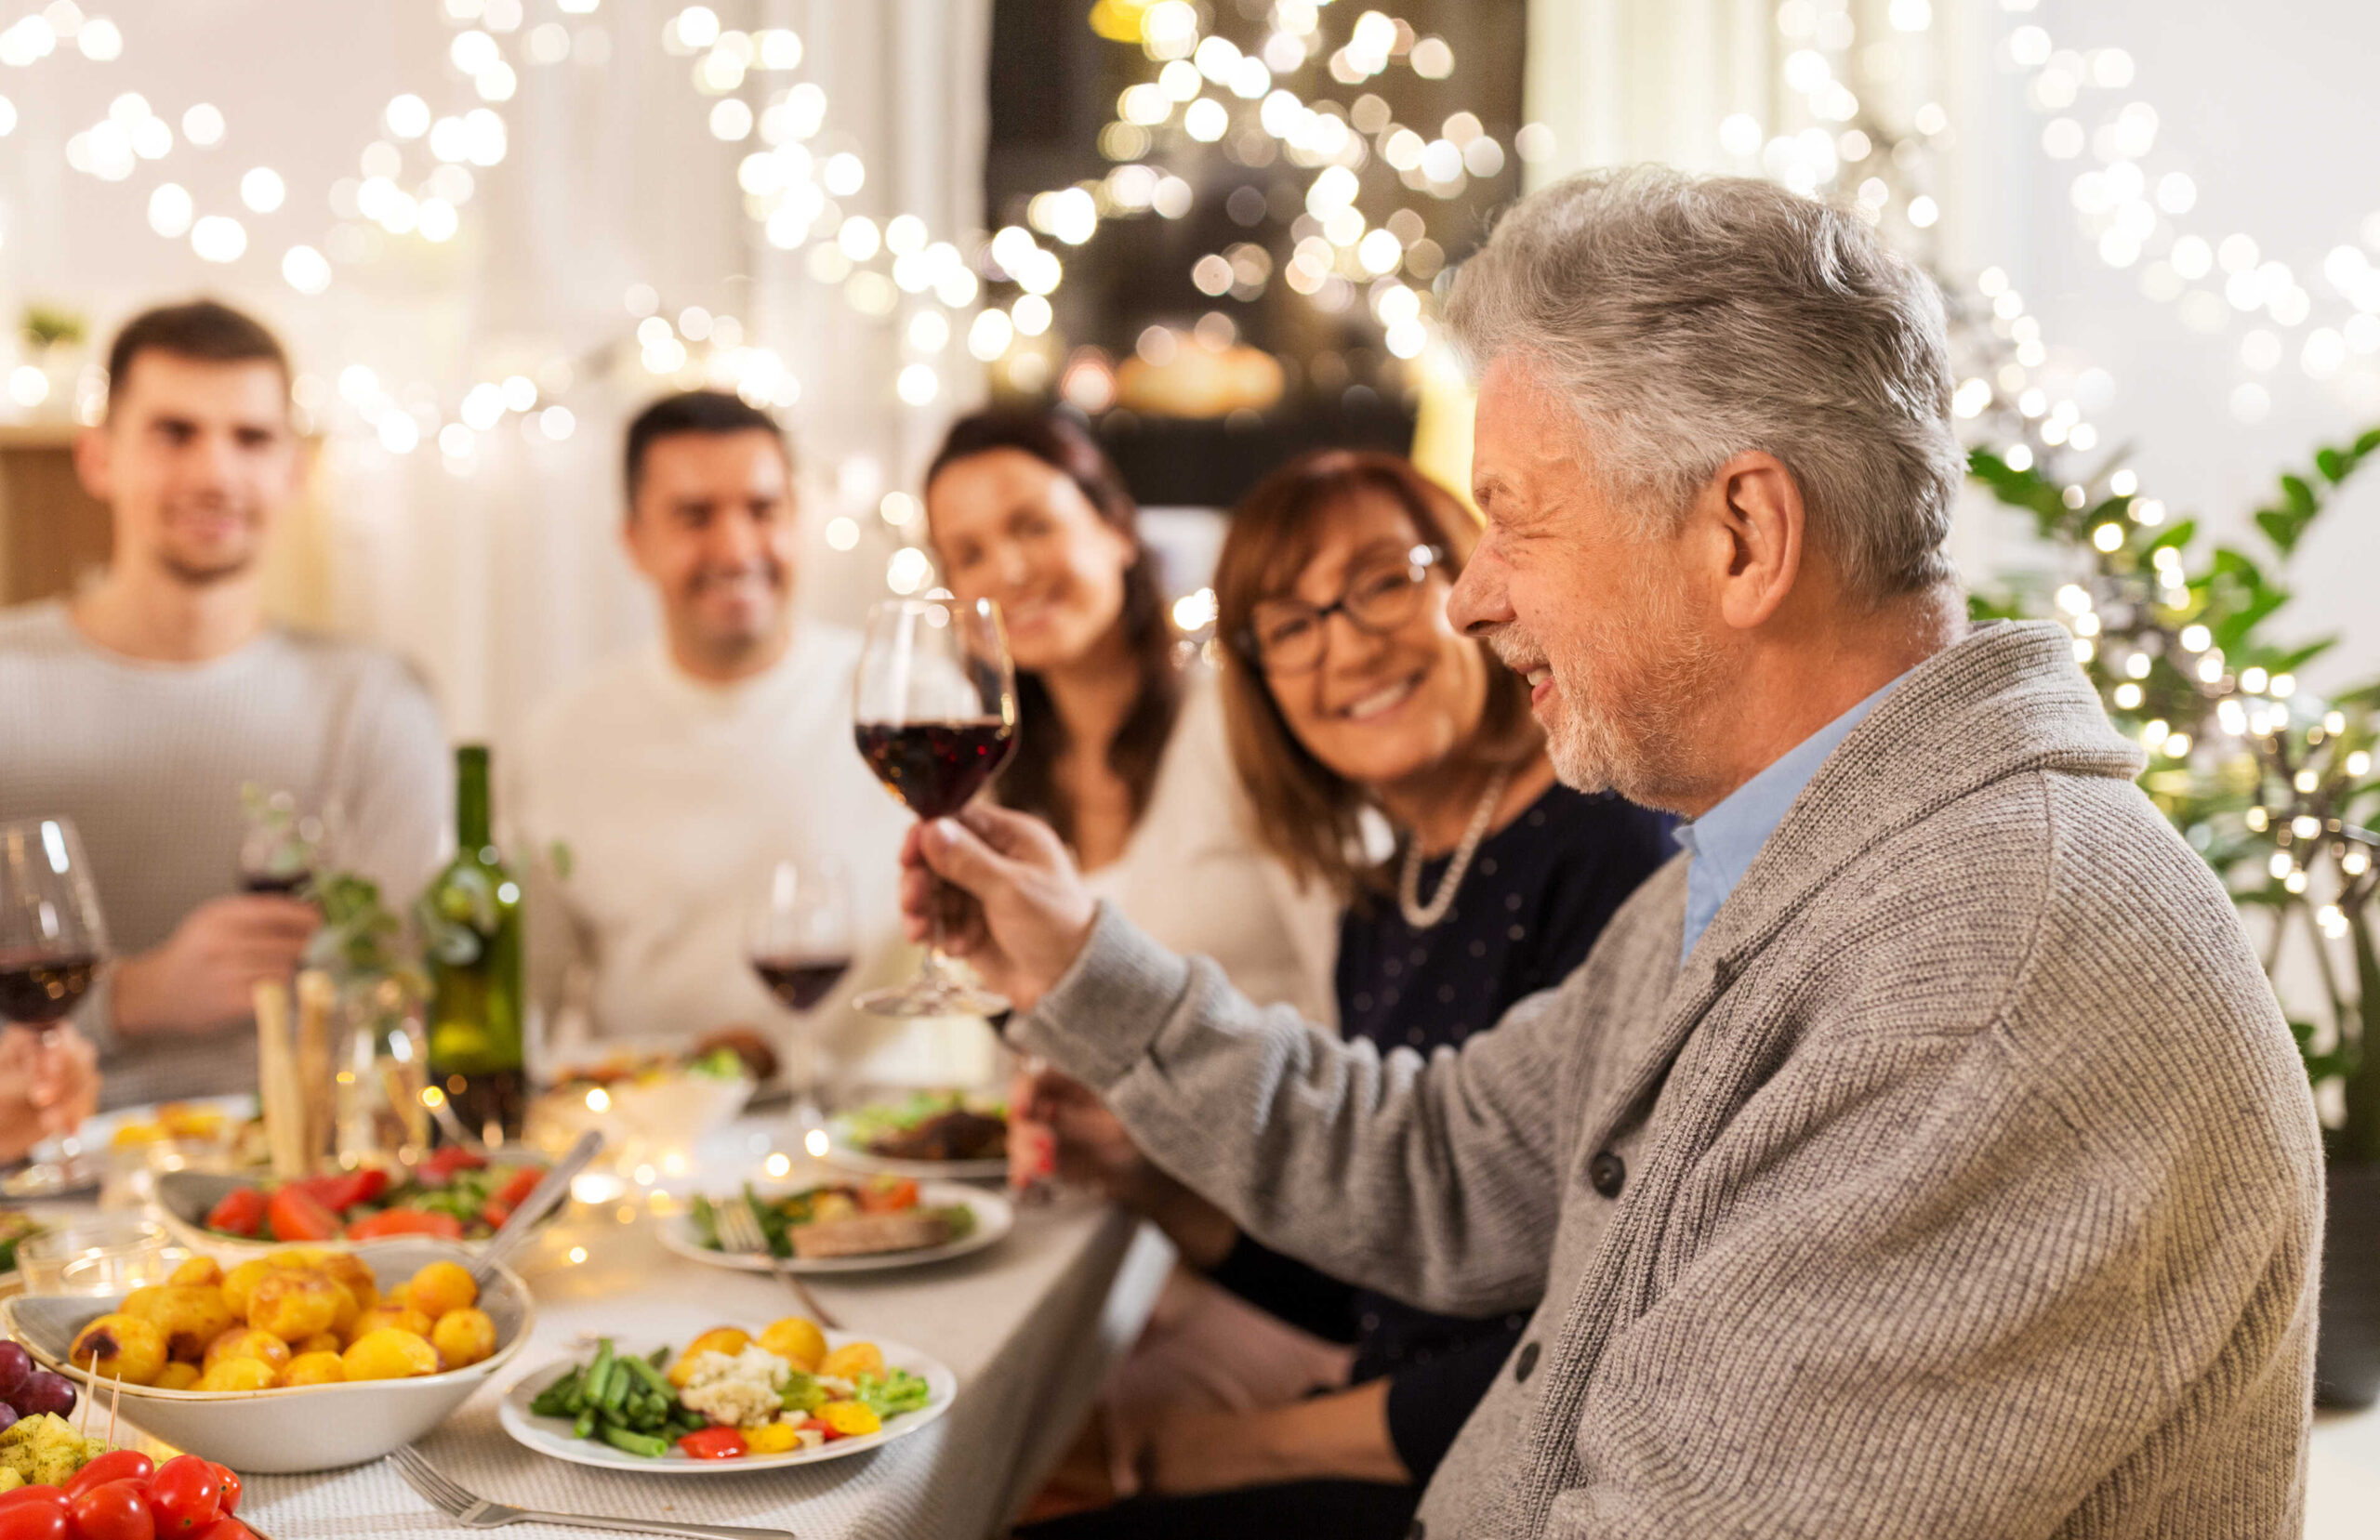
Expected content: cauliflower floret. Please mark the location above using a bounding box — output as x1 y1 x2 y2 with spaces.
677 1344 793 1430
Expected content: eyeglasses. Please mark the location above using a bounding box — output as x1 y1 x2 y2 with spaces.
1236 545 1443 675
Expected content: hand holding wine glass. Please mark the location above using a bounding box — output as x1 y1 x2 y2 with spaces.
852 596 1021 1018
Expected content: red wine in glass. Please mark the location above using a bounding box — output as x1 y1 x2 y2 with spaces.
1 817 108 1039
853 718 1016 821
240 871 311 897
851 597 1020 1020
0 950 99 1031
752 955 854 1012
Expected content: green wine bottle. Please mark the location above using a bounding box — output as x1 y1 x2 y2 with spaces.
418 744 526 1145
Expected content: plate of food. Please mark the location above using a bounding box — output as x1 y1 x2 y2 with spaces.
526 1037 759 1159
4 1097 264 1200
153 1147 551 1256
826 1091 1008 1180
498 1320 954 1474
661 1176 1012 1275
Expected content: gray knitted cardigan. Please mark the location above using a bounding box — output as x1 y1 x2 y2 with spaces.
1013 621 2322 1538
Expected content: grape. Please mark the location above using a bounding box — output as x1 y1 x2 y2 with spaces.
10 1368 75 1417
0 1340 28 1398
0 1401 15 1434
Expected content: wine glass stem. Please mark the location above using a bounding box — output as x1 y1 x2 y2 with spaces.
920 864 955 991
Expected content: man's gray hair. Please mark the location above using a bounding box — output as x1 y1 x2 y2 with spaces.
1445 166 1965 599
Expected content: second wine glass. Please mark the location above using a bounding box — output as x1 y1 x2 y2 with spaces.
851 596 1018 1019
747 854 854 1135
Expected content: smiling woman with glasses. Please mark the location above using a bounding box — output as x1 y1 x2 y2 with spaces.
1012 450 1673 1540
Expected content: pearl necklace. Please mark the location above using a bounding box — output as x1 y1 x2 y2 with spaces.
1397 766 1512 931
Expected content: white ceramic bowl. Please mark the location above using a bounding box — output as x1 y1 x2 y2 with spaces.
526 1067 754 1162
150 1169 558 1260
0 1239 533 1473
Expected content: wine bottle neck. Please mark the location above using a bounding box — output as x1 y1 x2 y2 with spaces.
455 744 492 850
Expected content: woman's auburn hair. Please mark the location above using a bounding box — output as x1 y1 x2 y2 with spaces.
1214 449 1541 904
923 409 1181 852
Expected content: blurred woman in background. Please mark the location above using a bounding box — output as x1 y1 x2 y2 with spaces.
923 410 1337 1022
1013 451 1673 1540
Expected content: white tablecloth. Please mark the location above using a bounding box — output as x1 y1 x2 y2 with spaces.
145 1142 1167 1540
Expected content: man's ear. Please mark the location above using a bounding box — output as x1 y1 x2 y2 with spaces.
1701 451 1805 632
73 425 113 504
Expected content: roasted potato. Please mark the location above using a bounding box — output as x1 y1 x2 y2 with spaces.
169 1256 225 1288
315 1251 380 1315
277 1350 348 1388
667 1326 752 1388
406 1260 477 1320
341 1327 440 1381
67 1312 168 1386
203 1326 293 1374
152 1362 202 1391
346 1304 434 1348
430 1308 496 1369
759 1317 826 1372
124 1282 237 1362
817 1341 884 1382
220 1257 275 1317
248 1270 344 1341
195 1357 278 1392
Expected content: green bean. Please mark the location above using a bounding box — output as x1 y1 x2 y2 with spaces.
573 1406 595 1439
602 1426 671 1459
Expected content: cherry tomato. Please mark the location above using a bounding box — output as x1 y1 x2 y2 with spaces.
65 1480 152 1540
479 1166 546 1228
264 1186 340 1244
205 1467 239 1519
201 1189 265 1238
188 1521 253 1540
794 1415 840 1443
0 1485 67 1514
675 1428 747 1460
329 1167 390 1212
342 1208 464 1242
144 1455 221 1536
64 1450 154 1499
416 1147 486 1184
859 1176 919 1214
0 1490 68 1540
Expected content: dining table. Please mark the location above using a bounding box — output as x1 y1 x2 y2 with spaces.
14 1114 1174 1540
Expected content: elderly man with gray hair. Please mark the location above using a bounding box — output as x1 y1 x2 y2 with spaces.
907 168 2320 1537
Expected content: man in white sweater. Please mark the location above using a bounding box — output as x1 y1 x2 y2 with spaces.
0 300 448 1108
511 393 915 1073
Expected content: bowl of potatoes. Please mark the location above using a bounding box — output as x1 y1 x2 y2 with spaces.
0 1239 532 1472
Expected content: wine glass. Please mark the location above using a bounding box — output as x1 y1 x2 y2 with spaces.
852 596 1018 1018
746 854 855 1137
238 787 332 895
0 816 109 1034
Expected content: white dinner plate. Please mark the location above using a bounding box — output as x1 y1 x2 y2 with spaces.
658 1181 1012 1275
5 1095 258 1199
820 1129 1008 1183
497 1331 957 1475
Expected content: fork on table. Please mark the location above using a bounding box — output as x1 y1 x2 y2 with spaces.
389 1443 796 1540
713 1194 842 1331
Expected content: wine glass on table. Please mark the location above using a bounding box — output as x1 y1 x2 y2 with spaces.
852 595 1018 1019
746 855 854 1140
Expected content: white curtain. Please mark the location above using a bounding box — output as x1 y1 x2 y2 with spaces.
0 0 991 741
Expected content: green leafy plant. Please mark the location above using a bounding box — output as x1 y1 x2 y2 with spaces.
20 303 85 352
1970 428 2380 1163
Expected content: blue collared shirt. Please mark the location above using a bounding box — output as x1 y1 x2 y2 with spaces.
1673 673 1909 961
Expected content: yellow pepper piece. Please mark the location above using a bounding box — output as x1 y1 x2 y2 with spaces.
743 1423 800 1454
819 1401 881 1438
